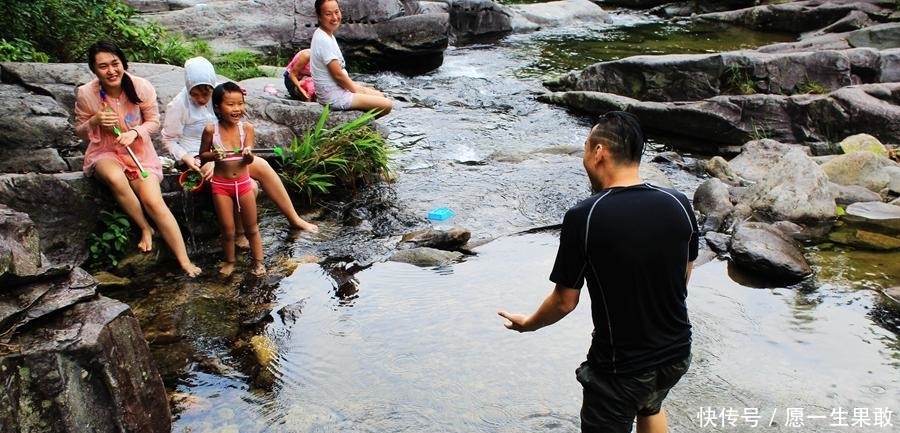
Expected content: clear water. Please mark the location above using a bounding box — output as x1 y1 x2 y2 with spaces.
169 233 898 432
158 11 898 433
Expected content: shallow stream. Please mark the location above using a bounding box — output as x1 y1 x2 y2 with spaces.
118 8 898 433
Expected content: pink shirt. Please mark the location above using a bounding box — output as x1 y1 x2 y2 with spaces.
285 51 312 77
74 74 163 180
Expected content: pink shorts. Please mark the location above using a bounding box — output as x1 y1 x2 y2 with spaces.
210 173 253 212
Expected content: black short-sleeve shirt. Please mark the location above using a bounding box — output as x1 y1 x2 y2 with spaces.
550 183 699 374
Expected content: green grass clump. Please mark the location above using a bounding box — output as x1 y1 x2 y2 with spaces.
277 105 394 198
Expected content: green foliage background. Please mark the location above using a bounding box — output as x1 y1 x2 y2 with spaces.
0 0 194 64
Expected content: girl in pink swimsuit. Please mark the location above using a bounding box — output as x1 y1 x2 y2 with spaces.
198 82 265 277
284 48 316 101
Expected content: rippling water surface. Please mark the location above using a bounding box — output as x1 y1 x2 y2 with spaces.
171 233 898 432
166 10 898 433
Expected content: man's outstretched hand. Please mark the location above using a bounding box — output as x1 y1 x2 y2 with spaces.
498 311 531 332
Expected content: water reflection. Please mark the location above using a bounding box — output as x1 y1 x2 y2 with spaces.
504 17 796 79
168 233 898 432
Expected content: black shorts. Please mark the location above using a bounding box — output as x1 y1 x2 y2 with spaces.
576 355 691 433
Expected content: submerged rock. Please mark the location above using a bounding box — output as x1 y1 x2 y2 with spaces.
389 247 464 266
399 227 472 251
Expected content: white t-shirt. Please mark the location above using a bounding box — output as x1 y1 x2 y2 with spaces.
310 27 348 99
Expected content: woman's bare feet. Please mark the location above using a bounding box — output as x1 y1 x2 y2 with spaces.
251 261 266 277
219 261 235 277
290 218 319 233
182 262 202 278
138 229 154 253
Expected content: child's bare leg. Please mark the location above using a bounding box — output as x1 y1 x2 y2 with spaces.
247 158 318 233
239 191 265 276
213 194 237 276
234 204 250 249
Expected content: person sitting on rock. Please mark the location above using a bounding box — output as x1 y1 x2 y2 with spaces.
161 57 318 237
310 0 393 117
74 40 201 277
284 48 316 102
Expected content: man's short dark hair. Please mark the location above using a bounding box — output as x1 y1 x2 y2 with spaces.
589 111 644 164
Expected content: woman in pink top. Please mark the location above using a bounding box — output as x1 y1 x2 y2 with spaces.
74 40 201 278
284 48 316 101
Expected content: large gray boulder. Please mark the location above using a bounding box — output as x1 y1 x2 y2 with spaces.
0 290 171 433
538 81 900 151
445 0 513 39
145 0 450 74
742 147 836 231
545 48 891 102
0 174 108 272
506 0 610 32
820 149 900 194
0 207 170 433
694 1 893 34
730 221 813 283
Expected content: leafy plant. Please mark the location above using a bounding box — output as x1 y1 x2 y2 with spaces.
750 121 773 141
0 0 196 64
180 171 203 191
277 105 394 198
798 81 829 95
724 65 756 95
213 50 266 81
0 38 49 62
88 209 132 269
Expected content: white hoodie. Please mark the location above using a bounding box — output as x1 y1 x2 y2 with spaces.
161 57 218 161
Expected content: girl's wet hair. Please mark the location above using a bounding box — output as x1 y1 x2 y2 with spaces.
212 81 244 119
589 111 644 163
87 40 142 105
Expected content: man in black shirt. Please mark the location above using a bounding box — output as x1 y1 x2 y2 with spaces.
499 111 699 433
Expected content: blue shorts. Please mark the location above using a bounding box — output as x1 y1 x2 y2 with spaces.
576 355 691 433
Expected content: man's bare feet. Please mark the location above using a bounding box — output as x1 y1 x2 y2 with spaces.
290 218 319 233
138 229 154 253
251 261 266 277
182 262 202 278
219 261 235 277
235 234 250 249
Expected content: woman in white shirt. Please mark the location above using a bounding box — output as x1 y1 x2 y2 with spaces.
310 0 393 118
162 57 318 233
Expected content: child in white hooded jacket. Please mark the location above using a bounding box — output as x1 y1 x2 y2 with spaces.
161 57 318 234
